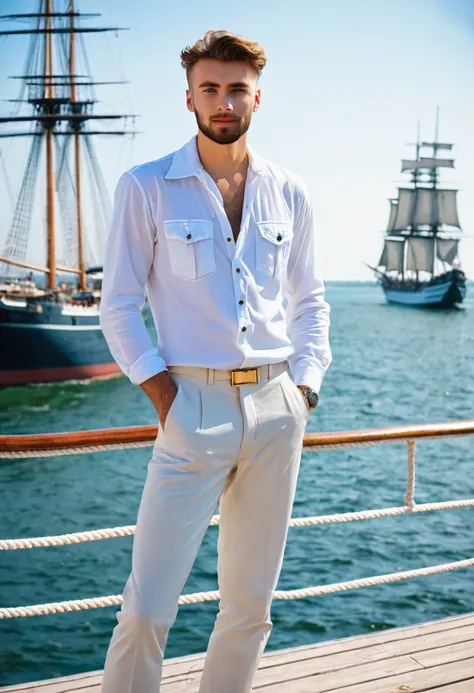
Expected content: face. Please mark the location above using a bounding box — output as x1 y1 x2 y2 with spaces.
186 58 261 145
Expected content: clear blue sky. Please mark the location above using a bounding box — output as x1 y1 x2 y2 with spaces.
0 0 473 280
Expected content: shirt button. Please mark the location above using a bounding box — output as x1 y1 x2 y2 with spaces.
277 235 282 241
239 299 244 305
241 326 247 332
186 233 192 240
236 268 241 273
227 237 232 242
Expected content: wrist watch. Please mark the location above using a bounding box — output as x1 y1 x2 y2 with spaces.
298 386 319 410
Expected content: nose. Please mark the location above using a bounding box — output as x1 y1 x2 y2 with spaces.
216 92 233 113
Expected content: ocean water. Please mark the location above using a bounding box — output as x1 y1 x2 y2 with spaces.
0 281 473 686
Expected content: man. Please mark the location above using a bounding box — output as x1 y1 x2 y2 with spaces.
100 29 331 693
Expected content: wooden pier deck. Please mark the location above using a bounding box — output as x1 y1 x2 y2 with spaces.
2 611 473 692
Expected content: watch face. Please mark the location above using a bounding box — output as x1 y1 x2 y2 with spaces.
307 390 319 408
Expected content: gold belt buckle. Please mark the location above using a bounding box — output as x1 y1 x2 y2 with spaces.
231 367 259 386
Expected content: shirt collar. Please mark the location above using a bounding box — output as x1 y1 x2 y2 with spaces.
165 135 269 180
246 143 269 175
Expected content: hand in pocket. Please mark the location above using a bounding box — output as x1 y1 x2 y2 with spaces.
162 385 180 432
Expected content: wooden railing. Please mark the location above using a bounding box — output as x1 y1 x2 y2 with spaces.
1 419 474 457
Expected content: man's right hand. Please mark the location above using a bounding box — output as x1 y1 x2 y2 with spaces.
140 370 178 430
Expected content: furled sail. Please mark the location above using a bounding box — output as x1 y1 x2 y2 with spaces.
406 237 435 272
401 158 455 172
379 239 405 272
436 238 459 265
420 142 453 150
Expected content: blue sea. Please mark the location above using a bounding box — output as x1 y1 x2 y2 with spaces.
1 282 473 686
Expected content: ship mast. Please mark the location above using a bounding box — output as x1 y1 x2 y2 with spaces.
45 0 56 289
430 107 440 276
69 0 86 291
411 121 420 283
0 1 137 289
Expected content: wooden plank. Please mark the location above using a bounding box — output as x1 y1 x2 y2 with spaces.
317 658 474 693
262 612 474 664
250 619 474 678
410 641 474 668
161 654 423 692
1 613 473 692
0 673 102 693
157 612 474 681
159 616 474 686
0 651 205 692
254 641 474 691
251 629 474 688
380 622 474 657
433 682 474 692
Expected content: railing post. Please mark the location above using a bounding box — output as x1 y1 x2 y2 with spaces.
404 439 416 510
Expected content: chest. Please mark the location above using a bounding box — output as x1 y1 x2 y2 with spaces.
158 175 294 254
223 185 246 241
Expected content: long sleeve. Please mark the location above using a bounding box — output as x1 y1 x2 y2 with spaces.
100 171 167 385
286 184 332 393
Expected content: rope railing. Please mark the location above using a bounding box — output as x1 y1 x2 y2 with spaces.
2 557 474 619
1 419 473 618
3 498 474 551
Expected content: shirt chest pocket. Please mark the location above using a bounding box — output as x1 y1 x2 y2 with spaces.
163 220 215 280
255 221 293 279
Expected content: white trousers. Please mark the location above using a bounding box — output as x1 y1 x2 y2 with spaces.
101 360 309 693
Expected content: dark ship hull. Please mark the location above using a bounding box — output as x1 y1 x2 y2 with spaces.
0 297 120 387
381 269 466 308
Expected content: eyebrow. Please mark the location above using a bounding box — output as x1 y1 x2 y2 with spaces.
197 81 250 89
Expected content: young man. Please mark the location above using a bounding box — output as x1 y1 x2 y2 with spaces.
100 29 331 693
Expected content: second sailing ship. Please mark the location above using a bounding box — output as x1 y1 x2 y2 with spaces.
369 123 467 308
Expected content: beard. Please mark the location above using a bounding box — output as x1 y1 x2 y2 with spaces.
194 108 252 145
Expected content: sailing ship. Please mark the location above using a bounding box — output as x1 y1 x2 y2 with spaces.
369 122 467 308
0 1 135 386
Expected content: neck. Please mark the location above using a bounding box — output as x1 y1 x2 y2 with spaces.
197 131 249 182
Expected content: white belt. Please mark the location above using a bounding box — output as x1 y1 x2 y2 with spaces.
167 361 288 386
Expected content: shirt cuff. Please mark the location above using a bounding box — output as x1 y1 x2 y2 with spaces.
289 363 324 394
129 348 167 385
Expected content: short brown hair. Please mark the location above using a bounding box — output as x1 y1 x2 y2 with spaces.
180 30 267 81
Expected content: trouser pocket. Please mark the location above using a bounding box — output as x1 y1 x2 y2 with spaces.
161 375 202 437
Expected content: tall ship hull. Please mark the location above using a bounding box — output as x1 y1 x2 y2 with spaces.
368 116 467 309
382 269 466 308
0 297 119 387
0 1 136 387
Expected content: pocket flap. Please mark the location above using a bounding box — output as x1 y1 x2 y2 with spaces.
256 221 293 245
164 219 214 244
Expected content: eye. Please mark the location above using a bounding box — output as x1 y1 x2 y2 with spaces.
203 88 216 93
232 88 245 92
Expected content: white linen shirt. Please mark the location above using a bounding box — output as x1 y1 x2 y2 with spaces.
100 136 332 393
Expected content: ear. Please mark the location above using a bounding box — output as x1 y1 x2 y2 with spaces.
253 88 261 113
186 89 194 113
